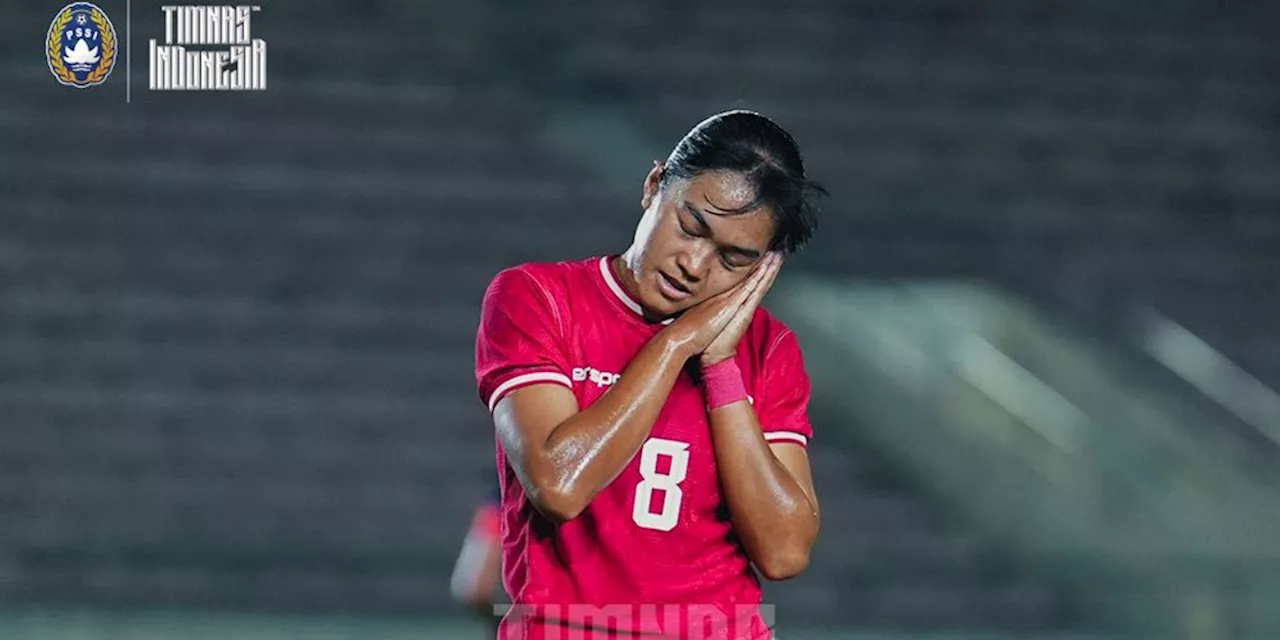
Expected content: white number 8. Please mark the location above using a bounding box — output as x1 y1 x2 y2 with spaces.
632 438 690 531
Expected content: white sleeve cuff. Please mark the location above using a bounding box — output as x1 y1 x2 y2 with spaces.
763 431 809 446
487 371 573 412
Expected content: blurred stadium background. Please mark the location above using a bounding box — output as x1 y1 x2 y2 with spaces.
3 0 1279 638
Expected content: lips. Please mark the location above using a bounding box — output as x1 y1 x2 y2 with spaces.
657 271 693 300
661 272 691 294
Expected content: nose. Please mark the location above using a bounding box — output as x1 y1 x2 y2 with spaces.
675 245 712 284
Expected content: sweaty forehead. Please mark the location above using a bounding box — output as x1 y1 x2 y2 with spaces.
686 171 757 213
676 171 776 252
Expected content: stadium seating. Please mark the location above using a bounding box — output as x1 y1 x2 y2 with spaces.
550 0 1280 388
1 2 618 615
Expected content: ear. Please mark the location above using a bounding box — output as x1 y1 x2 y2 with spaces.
641 161 663 209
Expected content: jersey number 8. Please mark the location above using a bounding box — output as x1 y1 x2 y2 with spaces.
631 438 690 532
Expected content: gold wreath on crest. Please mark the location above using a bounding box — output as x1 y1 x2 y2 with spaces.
47 9 76 84
47 6 116 86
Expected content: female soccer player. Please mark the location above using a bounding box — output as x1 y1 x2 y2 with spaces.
475 110 824 639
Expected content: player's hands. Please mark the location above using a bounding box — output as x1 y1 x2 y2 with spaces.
700 252 783 365
664 252 782 361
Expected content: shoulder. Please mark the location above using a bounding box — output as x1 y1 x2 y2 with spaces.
741 307 808 386
746 307 800 360
481 257 603 332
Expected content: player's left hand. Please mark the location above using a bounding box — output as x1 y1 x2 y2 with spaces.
699 252 783 365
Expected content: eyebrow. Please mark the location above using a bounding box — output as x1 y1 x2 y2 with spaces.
683 201 762 260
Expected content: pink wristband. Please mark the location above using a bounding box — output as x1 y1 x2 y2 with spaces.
702 358 748 410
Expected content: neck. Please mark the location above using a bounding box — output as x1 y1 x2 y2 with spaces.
611 252 669 324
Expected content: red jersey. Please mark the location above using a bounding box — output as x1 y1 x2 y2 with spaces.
475 256 814 640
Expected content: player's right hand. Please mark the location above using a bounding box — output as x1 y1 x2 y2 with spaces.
700 252 782 365
663 256 776 357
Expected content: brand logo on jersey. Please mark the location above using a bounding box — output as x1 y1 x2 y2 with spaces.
47 3 118 88
150 5 267 91
573 366 620 388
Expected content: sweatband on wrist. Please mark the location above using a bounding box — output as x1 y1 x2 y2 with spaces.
702 358 748 410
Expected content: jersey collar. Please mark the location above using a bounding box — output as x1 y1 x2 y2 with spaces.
598 257 674 326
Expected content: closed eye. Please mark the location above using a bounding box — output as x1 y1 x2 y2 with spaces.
720 251 755 269
678 203 762 269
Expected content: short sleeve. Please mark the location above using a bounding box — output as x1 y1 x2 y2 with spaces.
755 330 814 448
475 268 574 413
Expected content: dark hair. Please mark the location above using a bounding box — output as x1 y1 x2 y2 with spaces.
661 110 825 254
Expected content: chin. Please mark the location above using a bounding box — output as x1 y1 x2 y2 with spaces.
658 296 699 318
638 285 685 319
640 291 677 317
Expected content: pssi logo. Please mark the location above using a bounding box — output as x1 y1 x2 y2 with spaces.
47 3 118 88
573 367 620 388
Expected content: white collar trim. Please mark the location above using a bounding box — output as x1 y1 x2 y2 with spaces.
598 257 674 326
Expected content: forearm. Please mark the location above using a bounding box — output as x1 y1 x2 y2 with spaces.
710 403 819 579
535 330 693 517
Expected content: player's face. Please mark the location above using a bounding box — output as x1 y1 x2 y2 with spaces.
625 165 777 318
